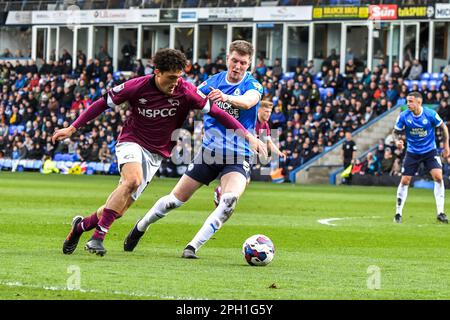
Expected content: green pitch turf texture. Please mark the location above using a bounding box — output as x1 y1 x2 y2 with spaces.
1 172 450 300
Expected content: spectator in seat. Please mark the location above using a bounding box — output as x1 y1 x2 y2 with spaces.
98 141 113 163
408 59 423 80
380 147 395 175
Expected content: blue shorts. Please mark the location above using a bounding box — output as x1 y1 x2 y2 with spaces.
185 148 252 186
402 149 442 176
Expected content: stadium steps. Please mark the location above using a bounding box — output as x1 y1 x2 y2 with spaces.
290 105 402 184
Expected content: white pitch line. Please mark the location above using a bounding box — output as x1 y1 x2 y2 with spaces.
318 216 381 227
0 281 204 300
317 217 352 226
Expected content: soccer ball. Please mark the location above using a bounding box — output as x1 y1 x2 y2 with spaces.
242 234 275 266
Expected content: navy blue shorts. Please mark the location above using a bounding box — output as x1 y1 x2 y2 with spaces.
402 149 442 176
185 149 252 186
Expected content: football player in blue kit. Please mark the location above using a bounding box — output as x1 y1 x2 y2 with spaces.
124 40 266 257
393 92 450 223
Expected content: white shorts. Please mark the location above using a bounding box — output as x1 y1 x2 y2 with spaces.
115 142 163 201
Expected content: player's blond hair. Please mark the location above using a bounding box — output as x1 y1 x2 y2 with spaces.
260 100 273 109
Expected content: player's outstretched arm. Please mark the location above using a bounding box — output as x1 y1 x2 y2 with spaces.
208 87 260 110
268 139 286 160
51 97 108 144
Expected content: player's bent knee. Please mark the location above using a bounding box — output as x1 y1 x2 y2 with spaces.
434 177 443 184
401 177 411 186
122 176 142 193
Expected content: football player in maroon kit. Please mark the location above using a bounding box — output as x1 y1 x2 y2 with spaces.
52 48 266 256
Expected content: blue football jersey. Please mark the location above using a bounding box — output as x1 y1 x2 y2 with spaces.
198 71 263 156
394 107 443 154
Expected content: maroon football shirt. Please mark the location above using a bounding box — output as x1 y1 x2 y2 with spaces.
255 118 271 141
107 75 209 158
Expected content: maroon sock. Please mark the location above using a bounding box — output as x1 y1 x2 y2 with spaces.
76 212 99 234
92 208 119 241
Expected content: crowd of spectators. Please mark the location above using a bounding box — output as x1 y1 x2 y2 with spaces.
1 42 449 181
254 51 450 181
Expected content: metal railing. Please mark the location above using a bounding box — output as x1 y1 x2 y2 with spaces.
0 0 440 12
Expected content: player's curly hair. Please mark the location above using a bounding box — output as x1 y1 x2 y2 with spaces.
153 48 187 72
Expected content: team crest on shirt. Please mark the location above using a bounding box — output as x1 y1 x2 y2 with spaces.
139 98 147 105
113 83 125 93
168 99 180 107
233 88 241 96
423 119 428 125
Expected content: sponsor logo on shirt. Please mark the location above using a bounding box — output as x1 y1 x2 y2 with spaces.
168 99 180 107
216 101 240 119
196 89 206 99
410 127 427 137
137 107 177 118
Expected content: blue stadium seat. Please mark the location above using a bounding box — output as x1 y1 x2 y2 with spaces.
16 125 25 133
404 80 411 88
431 73 443 80
314 72 323 80
326 88 334 96
314 80 324 87
420 73 431 80
9 125 17 135
54 153 63 161
113 71 121 81
282 72 295 81
272 97 279 106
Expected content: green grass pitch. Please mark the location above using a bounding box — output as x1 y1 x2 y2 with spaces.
1 172 450 299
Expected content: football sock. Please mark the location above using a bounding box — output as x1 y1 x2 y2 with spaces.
396 184 409 216
434 181 445 215
92 208 119 241
76 211 99 234
137 194 184 232
188 193 239 251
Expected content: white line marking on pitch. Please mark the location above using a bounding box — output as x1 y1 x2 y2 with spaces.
0 281 204 300
318 216 381 226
